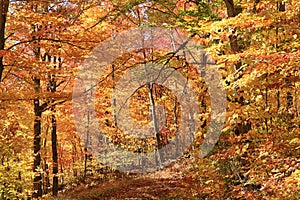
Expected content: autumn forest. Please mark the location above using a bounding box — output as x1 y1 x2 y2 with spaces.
0 0 299 199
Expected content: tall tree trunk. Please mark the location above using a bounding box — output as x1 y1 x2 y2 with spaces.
112 64 117 127
51 109 58 196
83 87 92 180
43 125 50 195
49 75 58 195
265 87 269 134
33 78 43 198
48 55 59 196
277 91 280 109
72 142 78 177
174 82 179 157
59 147 64 184
0 0 9 82
223 0 240 60
32 4 50 196
147 83 163 166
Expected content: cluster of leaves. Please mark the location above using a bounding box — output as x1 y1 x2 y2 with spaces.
0 0 117 198
168 0 300 199
0 107 33 199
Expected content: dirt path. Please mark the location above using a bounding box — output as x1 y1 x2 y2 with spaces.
60 177 191 200
71 177 187 199
58 161 196 200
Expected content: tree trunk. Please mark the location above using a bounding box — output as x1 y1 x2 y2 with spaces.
112 64 117 127
51 110 58 196
43 125 50 195
0 0 9 82
47 55 59 196
265 87 269 134
223 0 240 57
33 78 43 198
174 82 179 157
59 143 64 185
147 83 163 166
83 87 92 180
223 0 242 74
84 147 88 180
223 0 236 17
72 141 78 177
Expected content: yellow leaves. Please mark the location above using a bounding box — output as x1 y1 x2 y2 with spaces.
236 143 249 155
280 169 300 199
289 138 300 146
255 94 263 103
210 12 272 31
293 34 298 39
232 113 239 120
258 151 269 159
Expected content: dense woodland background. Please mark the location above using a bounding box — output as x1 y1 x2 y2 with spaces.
0 0 299 199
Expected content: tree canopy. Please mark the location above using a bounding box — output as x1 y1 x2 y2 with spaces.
0 0 299 199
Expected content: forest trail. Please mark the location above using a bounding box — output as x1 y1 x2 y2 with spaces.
56 161 196 200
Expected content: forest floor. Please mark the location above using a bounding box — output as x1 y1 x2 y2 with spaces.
50 159 199 200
